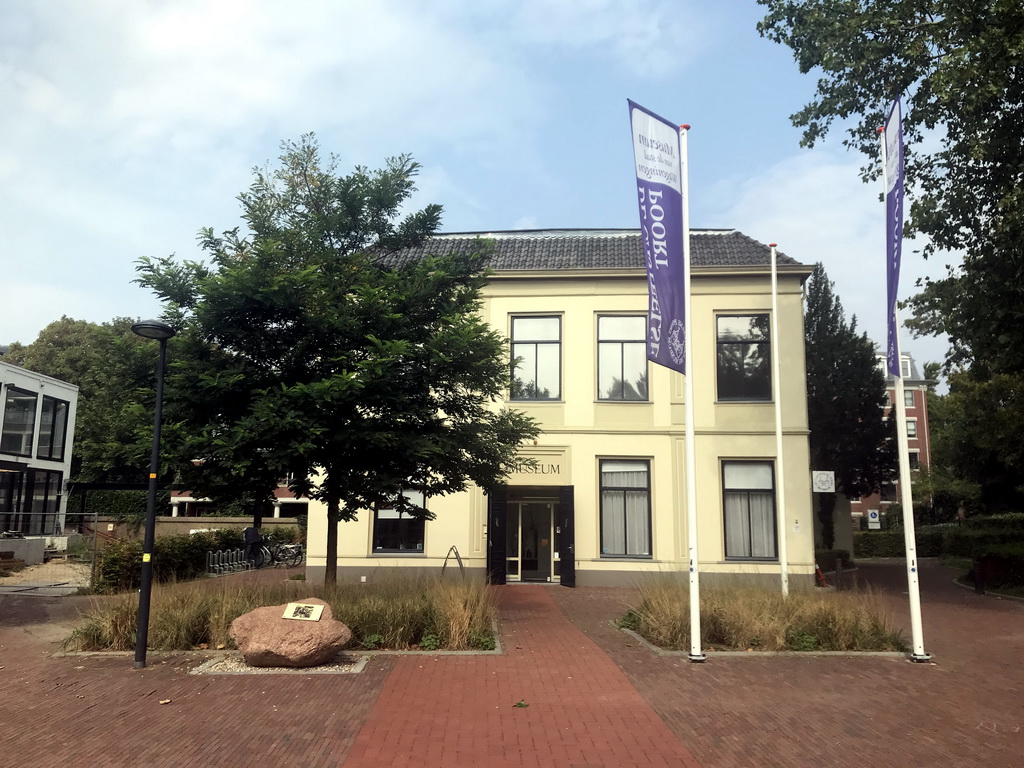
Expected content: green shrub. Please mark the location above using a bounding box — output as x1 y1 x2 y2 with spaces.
853 530 943 558
964 513 1024 532
94 530 243 593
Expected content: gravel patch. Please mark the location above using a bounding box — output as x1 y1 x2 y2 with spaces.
190 652 368 675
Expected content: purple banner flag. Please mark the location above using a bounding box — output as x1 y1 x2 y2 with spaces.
884 99 904 377
628 100 687 374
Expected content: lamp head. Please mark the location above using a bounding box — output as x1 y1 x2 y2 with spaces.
131 320 176 341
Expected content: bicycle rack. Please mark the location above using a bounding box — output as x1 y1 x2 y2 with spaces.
441 545 465 577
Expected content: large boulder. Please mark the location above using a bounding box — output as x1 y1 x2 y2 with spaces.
230 597 352 667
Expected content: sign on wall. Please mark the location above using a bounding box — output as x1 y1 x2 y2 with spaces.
812 471 835 493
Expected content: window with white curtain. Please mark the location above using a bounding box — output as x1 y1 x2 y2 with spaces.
600 459 651 557
723 461 776 559
373 489 426 553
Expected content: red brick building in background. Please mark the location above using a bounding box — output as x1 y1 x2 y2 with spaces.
850 353 932 526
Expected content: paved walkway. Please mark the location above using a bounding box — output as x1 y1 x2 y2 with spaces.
1 561 1022 766
345 587 699 767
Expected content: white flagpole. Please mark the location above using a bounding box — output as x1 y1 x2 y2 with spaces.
769 244 790 596
680 123 705 662
878 124 930 662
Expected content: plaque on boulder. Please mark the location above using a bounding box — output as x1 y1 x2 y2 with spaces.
230 597 351 668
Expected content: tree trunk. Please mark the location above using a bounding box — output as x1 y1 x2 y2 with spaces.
817 493 837 550
252 501 264 530
324 494 339 589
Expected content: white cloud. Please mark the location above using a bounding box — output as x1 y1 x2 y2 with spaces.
714 151 954 368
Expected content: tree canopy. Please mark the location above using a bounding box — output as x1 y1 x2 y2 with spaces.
136 135 539 585
5 316 158 482
758 0 1024 376
804 263 896 547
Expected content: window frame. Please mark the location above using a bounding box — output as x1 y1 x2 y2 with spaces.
715 314 772 402
597 315 648 402
1 386 38 458
510 315 562 401
722 460 778 560
904 389 915 408
37 396 70 462
908 451 921 470
906 418 918 439
372 489 427 554
598 458 652 559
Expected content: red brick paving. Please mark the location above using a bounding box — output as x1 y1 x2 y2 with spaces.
344 586 700 767
2 561 1022 767
551 562 1024 768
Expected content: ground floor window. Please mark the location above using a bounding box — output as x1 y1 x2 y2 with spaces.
373 490 425 553
0 468 62 536
723 461 776 559
600 459 651 557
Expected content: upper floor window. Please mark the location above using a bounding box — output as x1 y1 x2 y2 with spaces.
37 396 69 461
511 316 560 400
723 461 776 559
906 419 918 439
373 489 426 553
1 386 37 457
598 316 648 401
904 390 915 408
909 451 921 470
901 358 912 377
716 315 771 401
882 391 892 408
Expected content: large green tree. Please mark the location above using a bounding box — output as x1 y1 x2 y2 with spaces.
804 263 896 548
5 316 158 481
757 0 1024 376
136 135 539 586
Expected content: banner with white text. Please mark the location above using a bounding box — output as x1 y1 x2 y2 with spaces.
628 99 687 374
884 98 904 378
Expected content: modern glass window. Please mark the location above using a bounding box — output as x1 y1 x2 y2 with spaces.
511 316 561 400
598 316 648 401
723 461 777 559
1 387 37 457
37 396 69 461
716 315 771 401
600 460 651 557
373 490 425 553
906 419 918 438
904 390 915 408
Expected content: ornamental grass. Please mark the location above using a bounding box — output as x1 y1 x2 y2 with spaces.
63 574 496 653
621 577 906 653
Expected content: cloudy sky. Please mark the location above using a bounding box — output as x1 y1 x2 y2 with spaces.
0 0 952 371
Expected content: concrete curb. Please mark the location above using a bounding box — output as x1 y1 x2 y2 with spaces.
618 625 910 660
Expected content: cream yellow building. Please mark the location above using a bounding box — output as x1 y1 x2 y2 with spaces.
306 228 816 588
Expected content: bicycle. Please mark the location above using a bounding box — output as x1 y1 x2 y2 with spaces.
260 535 304 568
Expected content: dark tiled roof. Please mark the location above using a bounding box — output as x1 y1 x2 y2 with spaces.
382 229 802 271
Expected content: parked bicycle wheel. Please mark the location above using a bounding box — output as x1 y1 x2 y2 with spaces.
282 544 303 567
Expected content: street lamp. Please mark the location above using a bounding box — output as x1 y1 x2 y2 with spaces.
131 319 176 669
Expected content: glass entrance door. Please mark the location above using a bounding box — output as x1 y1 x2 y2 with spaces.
505 500 558 582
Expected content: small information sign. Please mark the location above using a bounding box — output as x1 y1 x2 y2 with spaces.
283 602 325 622
867 510 881 530
812 471 835 493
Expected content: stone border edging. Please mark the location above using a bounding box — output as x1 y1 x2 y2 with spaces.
949 575 1024 603
618 625 909 659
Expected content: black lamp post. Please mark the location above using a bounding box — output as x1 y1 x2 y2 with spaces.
131 319 176 669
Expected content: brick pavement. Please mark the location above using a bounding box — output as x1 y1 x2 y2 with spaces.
551 561 1024 768
344 586 700 768
2 561 1022 767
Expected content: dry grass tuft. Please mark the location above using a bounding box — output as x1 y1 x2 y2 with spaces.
64 574 497 653
623 577 906 652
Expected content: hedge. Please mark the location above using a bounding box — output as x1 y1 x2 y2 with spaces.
95 529 245 593
853 530 944 558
